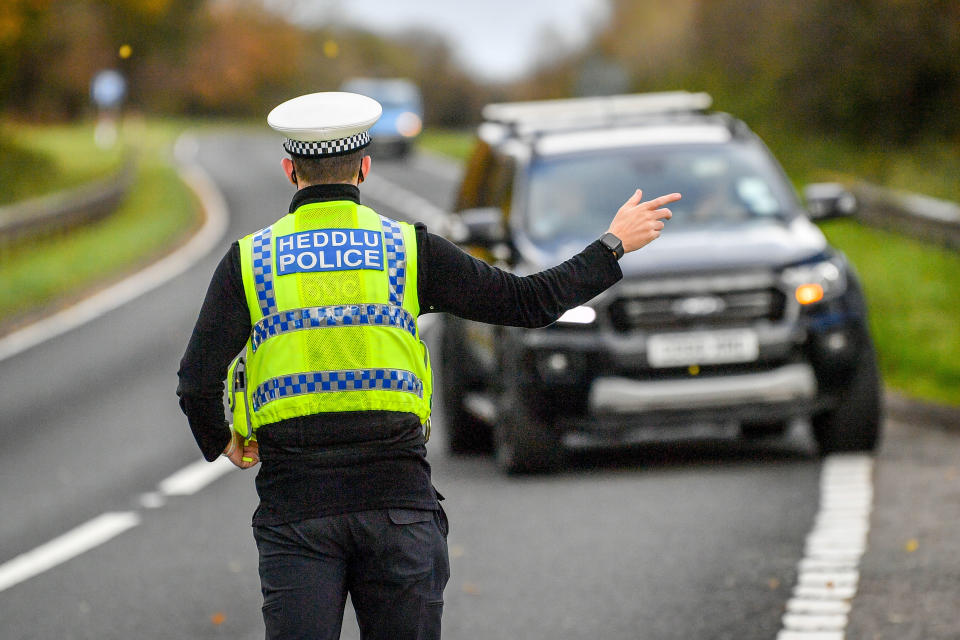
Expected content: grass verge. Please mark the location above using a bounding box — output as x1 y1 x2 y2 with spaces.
818 218 960 406
0 117 199 329
419 128 477 162
0 120 127 205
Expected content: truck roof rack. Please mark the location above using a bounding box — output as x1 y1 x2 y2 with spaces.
481 91 713 135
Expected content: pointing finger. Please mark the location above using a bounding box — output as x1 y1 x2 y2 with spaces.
644 193 682 209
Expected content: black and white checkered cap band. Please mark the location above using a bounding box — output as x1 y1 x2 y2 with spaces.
283 131 371 157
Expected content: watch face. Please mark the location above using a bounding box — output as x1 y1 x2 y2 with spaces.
602 233 623 257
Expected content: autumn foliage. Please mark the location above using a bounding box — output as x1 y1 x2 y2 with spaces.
1 0 957 144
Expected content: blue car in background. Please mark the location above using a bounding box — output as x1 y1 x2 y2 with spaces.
341 77 423 158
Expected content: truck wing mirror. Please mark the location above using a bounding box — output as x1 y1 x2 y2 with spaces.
450 207 507 246
804 183 857 220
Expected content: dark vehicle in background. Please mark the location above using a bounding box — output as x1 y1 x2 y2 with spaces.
440 92 882 473
341 77 423 157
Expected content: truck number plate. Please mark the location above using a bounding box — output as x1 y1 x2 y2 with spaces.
647 329 759 367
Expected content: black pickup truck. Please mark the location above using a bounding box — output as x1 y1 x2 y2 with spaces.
440 92 881 473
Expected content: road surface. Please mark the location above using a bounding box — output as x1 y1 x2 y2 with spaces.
0 130 956 640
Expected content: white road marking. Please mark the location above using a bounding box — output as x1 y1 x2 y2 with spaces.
0 133 229 363
777 632 845 640
786 599 851 615
0 457 237 593
0 135 458 593
0 512 141 593
0 133 234 593
138 492 167 509
777 454 874 640
362 172 451 234
411 151 463 183
158 456 235 496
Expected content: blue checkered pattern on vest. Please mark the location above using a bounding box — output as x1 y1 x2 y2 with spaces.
251 228 278 317
251 303 417 352
252 369 423 411
378 216 406 307
247 215 418 413
252 216 406 319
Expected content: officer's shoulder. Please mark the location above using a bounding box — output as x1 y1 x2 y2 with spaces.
238 224 272 243
358 205 417 231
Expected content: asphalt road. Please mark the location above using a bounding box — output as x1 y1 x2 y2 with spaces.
0 130 956 640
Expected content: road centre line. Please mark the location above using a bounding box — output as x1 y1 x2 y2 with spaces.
0 512 141 593
0 134 233 594
0 456 235 594
0 133 229 363
158 456 236 496
0 137 453 593
0 456 238 594
777 454 874 640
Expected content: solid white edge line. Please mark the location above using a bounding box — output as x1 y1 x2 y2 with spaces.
159 456 236 496
777 454 874 640
0 512 141 593
0 133 229 363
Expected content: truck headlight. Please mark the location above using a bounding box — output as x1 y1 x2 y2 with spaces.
556 305 597 325
396 112 422 138
781 259 847 305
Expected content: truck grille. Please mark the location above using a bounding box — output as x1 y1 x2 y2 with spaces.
607 288 786 331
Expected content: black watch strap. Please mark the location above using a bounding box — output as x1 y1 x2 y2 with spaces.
600 232 624 260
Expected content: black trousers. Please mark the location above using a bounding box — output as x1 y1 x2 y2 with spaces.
254 508 450 640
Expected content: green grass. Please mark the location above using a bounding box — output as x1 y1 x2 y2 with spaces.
0 118 199 328
419 128 476 161
758 128 960 204
818 218 960 406
0 121 126 205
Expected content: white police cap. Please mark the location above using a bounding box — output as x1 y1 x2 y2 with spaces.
267 92 382 157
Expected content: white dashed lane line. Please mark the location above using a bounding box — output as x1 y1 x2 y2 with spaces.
157 455 236 496
0 142 452 595
0 457 238 594
0 133 233 593
0 512 142 593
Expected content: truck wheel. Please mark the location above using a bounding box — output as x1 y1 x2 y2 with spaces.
439 319 491 454
494 387 562 474
812 338 883 454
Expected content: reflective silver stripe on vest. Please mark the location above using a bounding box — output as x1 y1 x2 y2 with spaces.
378 216 406 307
250 304 417 353
252 368 424 412
251 227 278 317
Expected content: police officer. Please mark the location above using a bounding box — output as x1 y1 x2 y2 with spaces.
177 91 679 640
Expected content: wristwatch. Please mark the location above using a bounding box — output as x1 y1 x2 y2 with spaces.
600 232 624 260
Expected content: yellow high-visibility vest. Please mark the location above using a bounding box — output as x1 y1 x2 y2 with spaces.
229 198 432 438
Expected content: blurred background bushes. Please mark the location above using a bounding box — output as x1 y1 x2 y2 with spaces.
1 0 956 144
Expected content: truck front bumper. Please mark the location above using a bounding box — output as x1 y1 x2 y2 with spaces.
587 362 817 413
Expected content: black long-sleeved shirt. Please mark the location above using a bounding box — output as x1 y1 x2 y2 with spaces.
177 183 621 525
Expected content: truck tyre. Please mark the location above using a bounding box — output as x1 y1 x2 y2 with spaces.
494 384 562 474
439 318 491 454
812 338 883 454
